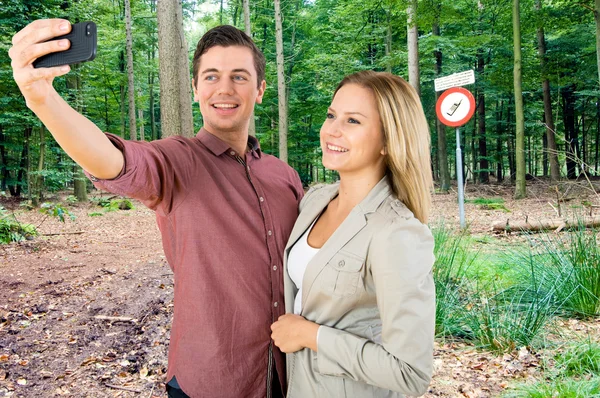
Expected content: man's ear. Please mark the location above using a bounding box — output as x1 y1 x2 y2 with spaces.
192 79 199 102
255 80 267 104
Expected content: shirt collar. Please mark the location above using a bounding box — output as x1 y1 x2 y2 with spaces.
196 128 262 159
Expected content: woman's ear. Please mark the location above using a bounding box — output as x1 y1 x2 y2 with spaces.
380 147 387 156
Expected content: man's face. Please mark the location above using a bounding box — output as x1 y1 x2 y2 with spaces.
193 45 266 137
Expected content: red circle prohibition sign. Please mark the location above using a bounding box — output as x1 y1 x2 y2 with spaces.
436 87 476 127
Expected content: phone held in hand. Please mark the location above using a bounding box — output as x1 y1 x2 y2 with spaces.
33 21 97 68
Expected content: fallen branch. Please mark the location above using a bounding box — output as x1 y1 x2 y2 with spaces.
492 216 600 233
104 383 142 393
41 231 85 236
94 315 138 323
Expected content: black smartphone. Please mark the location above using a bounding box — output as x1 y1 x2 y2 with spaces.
33 21 97 68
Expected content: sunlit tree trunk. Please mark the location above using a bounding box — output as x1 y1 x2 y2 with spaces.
407 0 420 96
433 5 449 192
157 0 194 137
243 0 256 137
274 0 288 162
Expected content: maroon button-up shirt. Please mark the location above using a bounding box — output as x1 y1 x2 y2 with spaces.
88 129 303 398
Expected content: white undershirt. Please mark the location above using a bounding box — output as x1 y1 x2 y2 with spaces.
288 220 320 315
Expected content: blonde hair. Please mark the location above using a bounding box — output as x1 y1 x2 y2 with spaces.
334 71 433 224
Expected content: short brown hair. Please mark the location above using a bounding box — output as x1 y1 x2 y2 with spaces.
192 25 265 88
334 71 433 224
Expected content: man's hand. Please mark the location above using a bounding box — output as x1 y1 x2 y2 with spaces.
9 19 72 107
271 314 320 354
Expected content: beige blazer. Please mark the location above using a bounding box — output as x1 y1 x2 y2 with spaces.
283 177 435 398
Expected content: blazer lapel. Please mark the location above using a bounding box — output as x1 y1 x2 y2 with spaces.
300 177 393 313
300 208 367 311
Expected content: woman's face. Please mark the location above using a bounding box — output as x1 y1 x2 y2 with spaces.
320 83 386 178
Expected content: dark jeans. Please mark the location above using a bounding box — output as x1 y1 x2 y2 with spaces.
167 371 284 398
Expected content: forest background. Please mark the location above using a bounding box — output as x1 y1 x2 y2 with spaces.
0 0 598 201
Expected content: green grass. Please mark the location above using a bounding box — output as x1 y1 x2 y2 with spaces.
556 340 600 377
466 197 510 212
504 377 600 397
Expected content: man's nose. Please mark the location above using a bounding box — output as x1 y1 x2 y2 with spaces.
216 78 234 96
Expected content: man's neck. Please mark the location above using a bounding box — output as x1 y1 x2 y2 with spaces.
206 128 249 155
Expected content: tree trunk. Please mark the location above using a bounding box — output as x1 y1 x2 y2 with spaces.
32 125 46 207
385 8 392 73
477 50 489 183
596 0 600 86
243 0 256 137
496 99 504 182
0 126 7 191
536 0 560 181
274 0 288 163
514 0 526 198
562 85 577 179
125 0 136 140
433 13 450 192
120 51 126 138
157 0 194 138
66 67 88 202
407 0 420 96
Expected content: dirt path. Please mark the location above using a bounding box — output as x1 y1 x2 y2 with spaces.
1 180 599 397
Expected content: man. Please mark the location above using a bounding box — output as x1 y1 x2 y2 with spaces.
9 20 303 398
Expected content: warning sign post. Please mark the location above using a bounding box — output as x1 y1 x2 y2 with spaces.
436 87 476 229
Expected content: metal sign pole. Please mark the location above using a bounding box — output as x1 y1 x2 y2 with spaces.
456 127 465 229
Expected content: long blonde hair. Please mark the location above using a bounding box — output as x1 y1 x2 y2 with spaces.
334 71 433 224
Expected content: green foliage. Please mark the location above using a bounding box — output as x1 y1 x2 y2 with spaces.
431 224 476 338
466 197 510 212
504 377 600 398
515 227 600 318
555 340 600 377
39 202 76 222
88 212 104 217
0 206 37 244
94 197 134 212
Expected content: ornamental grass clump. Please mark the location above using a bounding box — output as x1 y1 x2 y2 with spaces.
464 248 562 353
521 225 600 318
431 224 476 339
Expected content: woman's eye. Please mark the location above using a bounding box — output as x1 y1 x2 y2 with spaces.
348 118 360 124
326 113 334 119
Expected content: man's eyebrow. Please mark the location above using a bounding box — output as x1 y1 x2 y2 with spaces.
231 68 251 75
201 68 219 75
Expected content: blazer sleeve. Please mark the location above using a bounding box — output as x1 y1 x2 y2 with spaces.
315 216 436 396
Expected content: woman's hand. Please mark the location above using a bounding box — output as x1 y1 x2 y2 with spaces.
271 314 320 353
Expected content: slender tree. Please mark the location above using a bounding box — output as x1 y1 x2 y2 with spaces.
407 0 420 96
514 0 526 198
125 0 136 140
243 0 256 137
536 0 560 181
274 0 288 162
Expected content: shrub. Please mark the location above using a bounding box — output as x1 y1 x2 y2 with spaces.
40 203 76 222
0 207 38 244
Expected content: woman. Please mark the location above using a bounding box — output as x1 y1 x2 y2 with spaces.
271 71 435 397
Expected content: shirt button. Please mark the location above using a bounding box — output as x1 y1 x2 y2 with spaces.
268 230 272 236
339 260 345 267
259 197 264 202
273 302 278 307
229 151 235 156
272 265 277 271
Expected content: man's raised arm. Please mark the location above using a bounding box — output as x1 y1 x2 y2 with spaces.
9 19 124 180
